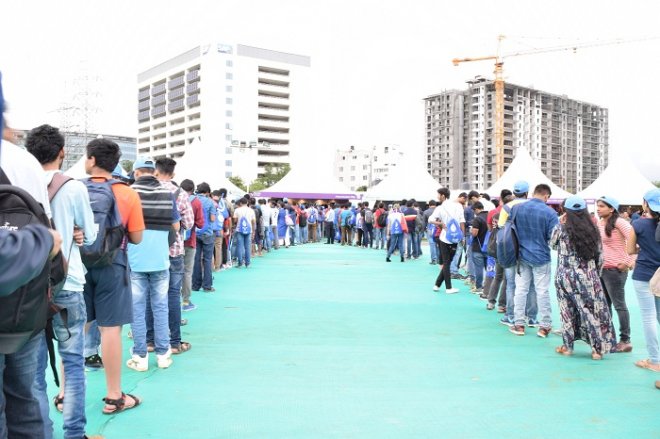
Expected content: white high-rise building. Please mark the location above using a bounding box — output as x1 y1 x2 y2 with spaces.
137 43 311 181
334 145 404 191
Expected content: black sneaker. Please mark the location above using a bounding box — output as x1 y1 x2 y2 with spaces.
85 354 104 370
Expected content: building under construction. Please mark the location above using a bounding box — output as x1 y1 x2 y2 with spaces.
424 77 608 193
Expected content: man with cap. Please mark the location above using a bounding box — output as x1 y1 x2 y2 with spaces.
126 157 180 372
508 183 558 337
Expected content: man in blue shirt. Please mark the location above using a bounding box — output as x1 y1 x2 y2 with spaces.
192 183 216 292
510 184 559 337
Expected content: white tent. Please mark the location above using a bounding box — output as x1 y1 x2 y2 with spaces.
485 147 572 201
363 158 440 203
174 138 243 198
577 157 655 205
64 155 88 179
253 166 357 200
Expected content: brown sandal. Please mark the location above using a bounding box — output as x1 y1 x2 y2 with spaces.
52 395 64 413
555 346 573 356
171 341 192 355
102 392 142 415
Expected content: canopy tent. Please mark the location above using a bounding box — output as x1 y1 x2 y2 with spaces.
363 158 440 203
485 147 572 202
174 138 243 198
253 167 357 200
64 154 88 179
577 157 656 205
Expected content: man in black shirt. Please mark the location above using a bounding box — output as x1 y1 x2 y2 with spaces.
470 201 488 293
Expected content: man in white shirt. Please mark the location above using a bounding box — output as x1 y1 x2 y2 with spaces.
269 199 279 250
233 198 256 268
429 188 466 294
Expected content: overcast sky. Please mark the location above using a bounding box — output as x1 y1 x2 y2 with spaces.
2 0 659 181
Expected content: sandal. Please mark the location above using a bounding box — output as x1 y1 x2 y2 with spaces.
635 359 660 372
102 392 142 415
171 341 192 355
52 395 64 413
555 346 573 356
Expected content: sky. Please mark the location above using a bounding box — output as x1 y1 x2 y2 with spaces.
1 0 659 181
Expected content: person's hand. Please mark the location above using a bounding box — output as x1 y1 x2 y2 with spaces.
49 229 63 259
617 263 629 272
73 226 84 246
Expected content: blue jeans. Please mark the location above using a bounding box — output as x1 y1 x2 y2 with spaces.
236 233 252 266
465 246 474 280
83 320 100 357
387 233 405 258
504 267 537 321
34 291 87 439
406 232 420 258
427 230 438 262
294 225 300 244
147 256 184 348
472 251 486 289
193 234 214 290
450 243 465 274
633 280 660 363
0 331 44 439
373 228 385 249
362 223 373 247
514 262 551 328
300 226 308 243
130 270 170 356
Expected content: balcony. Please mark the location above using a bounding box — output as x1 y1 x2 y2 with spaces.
138 89 150 101
186 94 200 107
186 70 200 82
168 76 184 90
138 110 150 123
186 82 200 94
258 102 289 112
151 83 166 96
258 90 289 100
168 99 184 112
168 87 184 100
151 94 166 106
258 66 289 76
258 77 289 88
138 100 150 111
151 105 166 118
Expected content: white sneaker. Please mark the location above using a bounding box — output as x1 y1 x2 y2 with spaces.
432 285 440 292
446 288 460 294
126 354 148 372
157 349 173 369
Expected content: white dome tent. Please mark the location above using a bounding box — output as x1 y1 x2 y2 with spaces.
577 156 656 205
363 157 441 204
485 147 572 202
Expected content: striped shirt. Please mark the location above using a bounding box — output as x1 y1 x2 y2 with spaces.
161 180 194 257
598 217 634 269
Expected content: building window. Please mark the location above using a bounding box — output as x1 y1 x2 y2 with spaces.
339 167 343 172
339 177 343 182
363 164 368 170
363 176 368 180
350 166 355 171
225 123 232 130
226 97 233 105
226 85 233 92
226 60 233 67
225 171 232 178
350 176 355 181
226 72 233 80
225 160 232 167
225 147 232 154
225 134 232 141
226 110 232 117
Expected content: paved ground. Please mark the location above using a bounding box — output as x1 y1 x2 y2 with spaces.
49 242 659 438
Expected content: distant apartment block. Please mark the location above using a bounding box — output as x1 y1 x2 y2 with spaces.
136 43 311 180
334 145 404 191
425 78 608 192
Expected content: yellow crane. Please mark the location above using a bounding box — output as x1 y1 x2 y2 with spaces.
452 35 656 179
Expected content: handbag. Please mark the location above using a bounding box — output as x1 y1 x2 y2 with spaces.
650 267 660 297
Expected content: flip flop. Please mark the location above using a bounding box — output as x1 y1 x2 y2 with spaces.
171 341 192 355
635 359 660 372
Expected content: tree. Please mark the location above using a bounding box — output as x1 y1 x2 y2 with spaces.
654 180 660 188
228 176 247 192
250 163 290 190
120 160 134 174
355 185 368 192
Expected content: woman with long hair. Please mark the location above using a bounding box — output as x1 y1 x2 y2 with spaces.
627 188 660 373
596 196 634 352
551 196 616 360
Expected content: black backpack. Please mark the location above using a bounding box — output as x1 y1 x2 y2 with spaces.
377 210 388 228
0 169 51 354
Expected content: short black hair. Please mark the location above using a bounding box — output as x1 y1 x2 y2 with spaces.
238 198 247 206
211 190 222 197
437 188 450 199
406 200 413 207
219 188 227 197
86 138 120 172
534 184 552 197
500 189 512 200
481 193 491 201
258 198 266 205
196 182 211 194
468 190 480 199
473 201 484 210
155 157 177 176
180 179 195 193
25 124 65 165
429 200 437 206
363 201 369 207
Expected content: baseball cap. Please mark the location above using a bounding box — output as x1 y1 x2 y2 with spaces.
643 188 660 213
513 180 529 195
597 195 620 211
133 156 155 171
564 196 587 212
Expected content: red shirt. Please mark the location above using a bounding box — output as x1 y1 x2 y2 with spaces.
185 196 205 248
487 205 503 230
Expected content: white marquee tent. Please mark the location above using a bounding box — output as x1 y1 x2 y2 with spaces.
363 158 441 203
577 157 656 205
253 166 357 200
485 147 572 202
64 155 88 179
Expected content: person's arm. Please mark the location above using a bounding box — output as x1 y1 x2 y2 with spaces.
626 227 638 255
0 225 58 296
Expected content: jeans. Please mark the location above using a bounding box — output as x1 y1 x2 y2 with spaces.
427 231 438 262
387 233 405 258
504 267 537 321
193 234 214 290
465 246 474 280
130 270 170 356
406 232 420 258
0 331 44 439
34 291 87 439
373 228 385 249
83 320 100 358
471 251 486 289
450 243 465 274
147 256 184 349
325 222 335 244
435 241 458 289
487 262 507 307
362 223 373 247
300 226 308 244
294 225 301 244
308 224 317 243
633 280 660 363
271 226 279 249
236 233 252 266
601 268 631 343
514 262 551 328
182 246 195 303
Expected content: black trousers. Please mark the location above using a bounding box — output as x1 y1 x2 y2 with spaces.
325 222 335 243
435 240 458 289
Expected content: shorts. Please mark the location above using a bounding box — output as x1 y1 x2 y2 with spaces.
83 262 133 327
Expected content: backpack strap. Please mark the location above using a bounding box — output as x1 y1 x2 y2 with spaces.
48 173 73 202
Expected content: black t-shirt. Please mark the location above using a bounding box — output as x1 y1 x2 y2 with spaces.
471 211 489 252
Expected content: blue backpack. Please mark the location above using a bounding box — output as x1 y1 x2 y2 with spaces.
238 215 252 235
80 178 125 268
390 218 402 234
308 209 317 224
217 199 229 219
445 217 463 244
496 204 520 268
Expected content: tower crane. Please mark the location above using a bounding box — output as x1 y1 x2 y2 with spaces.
452 35 656 179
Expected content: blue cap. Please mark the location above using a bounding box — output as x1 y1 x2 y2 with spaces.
513 180 529 195
133 156 155 171
644 188 660 213
597 195 619 211
564 196 587 212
